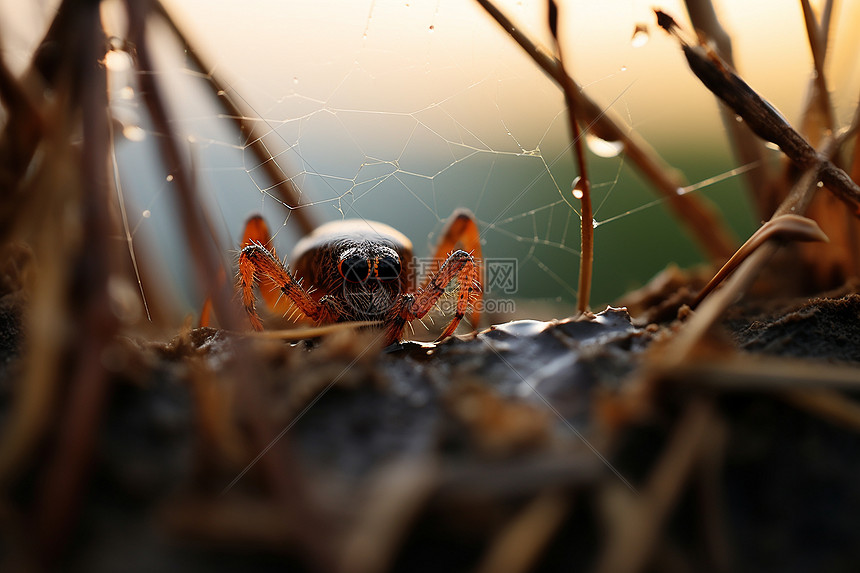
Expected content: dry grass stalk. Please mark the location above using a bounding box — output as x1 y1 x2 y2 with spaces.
153 0 317 237
683 0 774 218
547 0 594 312
657 11 860 214
474 0 738 263
594 399 717 573
799 0 836 136
474 489 572 573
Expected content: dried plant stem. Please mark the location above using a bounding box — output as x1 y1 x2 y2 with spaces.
126 3 335 569
126 0 241 331
475 0 737 262
782 389 860 433
655 129 848 367
0 52 43 201
549 3 593 312
595 399 716 573
683 0 774 218
659 15 860 213
666 355 860 391
153 0 316 236
34 3 117 562
799 0 836 134
691 213 828 306
475 490 571 573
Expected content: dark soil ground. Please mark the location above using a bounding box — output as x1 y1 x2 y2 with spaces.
0 288 859 572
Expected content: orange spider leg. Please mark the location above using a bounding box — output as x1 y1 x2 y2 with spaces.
405 249 480 341
199 215 286 328
238 242 330 330
421 208 483 329
238 215 305 320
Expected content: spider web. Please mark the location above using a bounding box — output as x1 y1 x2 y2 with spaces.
102 0 829 320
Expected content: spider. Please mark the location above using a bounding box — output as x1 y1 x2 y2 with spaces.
233 209 482 345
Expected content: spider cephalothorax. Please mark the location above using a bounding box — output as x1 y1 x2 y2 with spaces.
236 210 482 344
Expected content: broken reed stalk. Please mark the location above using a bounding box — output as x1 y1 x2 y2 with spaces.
474 0 737 263
153 0 317 237
656 10 860 214
548 0 593 312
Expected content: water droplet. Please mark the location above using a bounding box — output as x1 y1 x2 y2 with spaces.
104 49 132 72
570 175 582 199
122 125 146 141
675 187 685 195
585 133 623 158
816 181 824 188
764 141 780 151
166 174 174 182
292 76 299 85
620 66 627 72
571 176 585 199
142 209 151 218
735 115 743 122
631 24 649 48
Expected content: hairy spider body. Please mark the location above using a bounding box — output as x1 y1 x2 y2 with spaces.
236 210 482 345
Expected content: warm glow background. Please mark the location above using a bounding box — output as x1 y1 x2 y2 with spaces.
2 0 859 311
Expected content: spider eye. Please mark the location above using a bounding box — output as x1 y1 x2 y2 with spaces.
339 256 371 283
376 255 401 281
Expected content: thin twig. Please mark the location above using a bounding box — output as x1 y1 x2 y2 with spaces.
683 0 774 218
548 1 593 311
646 129 846 370
474 0 737 262
594 399 716 573
665 355 860 391
153 0 316 237
34 2 117 563
0 50 44 199
657 11 860 214
126 3 336 570
692 214 828 306
475 489 572 573
799 0 836 134
126 0 242 331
